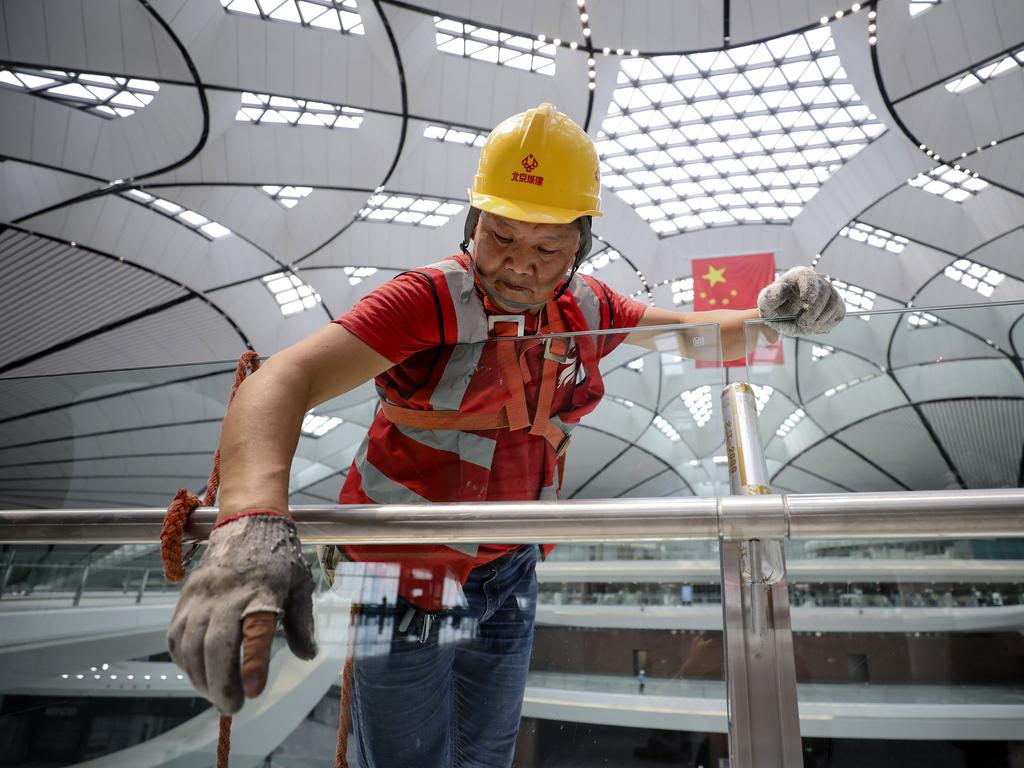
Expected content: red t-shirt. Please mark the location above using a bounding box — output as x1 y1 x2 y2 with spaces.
336 261 647 364
333 259 647 573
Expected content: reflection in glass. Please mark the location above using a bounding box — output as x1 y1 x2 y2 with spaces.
743 301 1024 767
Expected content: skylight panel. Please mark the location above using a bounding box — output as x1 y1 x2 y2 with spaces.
831 279 875 314
671 277 694 305
123 189 232 239
944 258 1004 297
751 384 773 414
812 343 834 360
907 311 940 328
221 0 364 34
301 411 344 437
839 221 909 253
652 414 681 441
945 46 1024 94
908 164 988 202
599 29 886 235
823 374 876 397
236 92 364 128
909 0 944 16
680 385 713 427
358 193 464 227
775 407 805 437
423 123 487 147
262 185 313 208
579 248 621 275
343 266 378 285
0 66 158 118
262 271 322 315
433 17 556 76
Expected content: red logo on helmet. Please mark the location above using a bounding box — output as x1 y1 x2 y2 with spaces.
521 154 539 172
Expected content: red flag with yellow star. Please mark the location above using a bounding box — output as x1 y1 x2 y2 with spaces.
692 252 783 368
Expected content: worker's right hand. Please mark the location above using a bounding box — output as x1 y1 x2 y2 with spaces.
166 512 317 714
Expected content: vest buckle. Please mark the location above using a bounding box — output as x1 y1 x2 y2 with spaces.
543 336 571 364
487 315 526 337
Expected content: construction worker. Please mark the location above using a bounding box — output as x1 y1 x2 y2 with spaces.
167 103 845 767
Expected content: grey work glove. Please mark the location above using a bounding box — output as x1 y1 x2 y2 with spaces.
757 266 846 336
167 513 317 714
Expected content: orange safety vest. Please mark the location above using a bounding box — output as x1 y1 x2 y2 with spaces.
339 254 612 610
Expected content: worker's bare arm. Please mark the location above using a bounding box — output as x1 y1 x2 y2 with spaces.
215 323 394 521
625 305 778 362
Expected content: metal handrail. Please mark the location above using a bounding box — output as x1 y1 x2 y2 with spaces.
0 488 1021 544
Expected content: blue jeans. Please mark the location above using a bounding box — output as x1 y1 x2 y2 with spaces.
351 546 539 768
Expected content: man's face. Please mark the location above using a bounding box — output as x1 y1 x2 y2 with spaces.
472 212 580 312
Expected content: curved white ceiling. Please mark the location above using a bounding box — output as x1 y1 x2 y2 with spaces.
1 0 1022 508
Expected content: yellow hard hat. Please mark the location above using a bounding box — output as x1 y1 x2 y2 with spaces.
469 103 603 224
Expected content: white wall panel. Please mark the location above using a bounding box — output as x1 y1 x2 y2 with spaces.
0 162 97 223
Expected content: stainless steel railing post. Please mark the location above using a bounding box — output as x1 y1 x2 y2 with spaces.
72 560 91 608
0 550 14 598
136 568 150 605
719 382 802 768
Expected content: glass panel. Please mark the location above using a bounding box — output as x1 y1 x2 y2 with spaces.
743 301 1024 766
0 325 733 765
0 324 727 512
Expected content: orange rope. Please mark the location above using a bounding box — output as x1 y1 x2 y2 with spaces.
216 715 232 767
334 601 361 768
160 350 260 768
161 350 260 582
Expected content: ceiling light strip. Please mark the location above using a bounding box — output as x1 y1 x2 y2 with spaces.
422 122 487 147
261 185 313 208
123 190 232 239
943 259 1005 298
433 16 557 76
839 221 909 253
262 271 322 316
945 45 1024 95
236 91 364 128
0 66 159 119
907 163 988 203
358 193 464 227
221 0 365 35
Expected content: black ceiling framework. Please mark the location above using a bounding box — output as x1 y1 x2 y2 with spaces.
292 0 411 268
768 395 1024 488
891 39 1024 104
8 0 212 226
569 421 697 497
815 16 1024 491
905 225 1024 309
869 5 1024 207
569 350 668 499
0 0 1021 512
754 363 913 491
113 188 338 320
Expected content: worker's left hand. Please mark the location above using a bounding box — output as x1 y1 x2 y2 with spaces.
757 266 846 336
166 513 317 714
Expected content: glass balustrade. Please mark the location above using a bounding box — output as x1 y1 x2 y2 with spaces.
0 324 731 766
0 311 1021 767
742 301 1024 767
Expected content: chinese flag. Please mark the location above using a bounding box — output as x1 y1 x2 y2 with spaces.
692 252 783 368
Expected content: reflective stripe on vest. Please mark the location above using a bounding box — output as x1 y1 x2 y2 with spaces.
351 256 603 501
